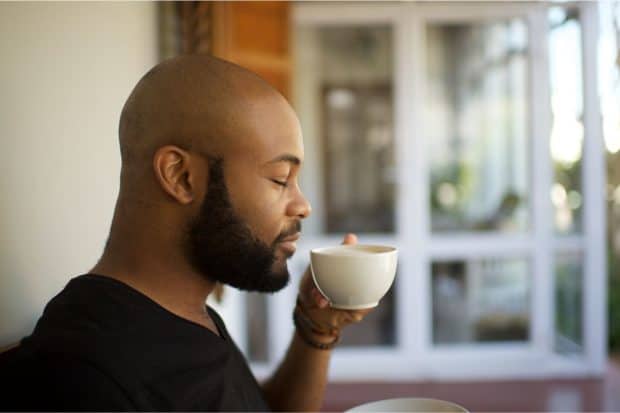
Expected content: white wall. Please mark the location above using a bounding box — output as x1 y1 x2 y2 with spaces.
0 2 158 346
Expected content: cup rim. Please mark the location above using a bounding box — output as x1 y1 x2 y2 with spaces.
346 397 468 413
311 244 397 255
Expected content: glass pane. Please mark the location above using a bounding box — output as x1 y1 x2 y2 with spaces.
297 25 395 234
426 20 529 232
548 7 584 234
432 258 530 344
600 2 620 154
246 292 268 362
338 278 397 348
554 253 584 354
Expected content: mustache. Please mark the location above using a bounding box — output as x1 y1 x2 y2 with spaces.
275 220 302 243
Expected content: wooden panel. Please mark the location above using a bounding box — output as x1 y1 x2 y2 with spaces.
211 1 291 99
231 2 288 56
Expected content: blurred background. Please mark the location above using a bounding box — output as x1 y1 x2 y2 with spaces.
1 1 619 411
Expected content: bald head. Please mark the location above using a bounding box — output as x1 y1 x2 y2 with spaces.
99 54 310 292
119 55 289 173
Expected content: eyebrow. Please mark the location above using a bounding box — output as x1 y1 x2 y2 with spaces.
265 154 301 166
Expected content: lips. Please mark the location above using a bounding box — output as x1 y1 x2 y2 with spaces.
279 233 301 243
278 232 301 256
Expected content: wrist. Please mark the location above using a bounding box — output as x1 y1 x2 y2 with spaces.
293 298 340 350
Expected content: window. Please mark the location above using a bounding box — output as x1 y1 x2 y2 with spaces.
296 24 395 235
231 2 606 381
548 7 584 235
432 258 530 345
427 19 529 233
554 253 583 354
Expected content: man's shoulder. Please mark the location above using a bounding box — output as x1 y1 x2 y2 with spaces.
32 274 186 345
37 274 148 329
15 275 164 379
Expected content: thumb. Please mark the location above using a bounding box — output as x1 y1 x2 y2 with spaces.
342 233 358 245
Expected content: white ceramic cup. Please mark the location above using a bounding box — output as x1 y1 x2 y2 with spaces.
345 397 469 413
310 244 398 310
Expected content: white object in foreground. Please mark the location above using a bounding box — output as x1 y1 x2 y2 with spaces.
345 397 469 413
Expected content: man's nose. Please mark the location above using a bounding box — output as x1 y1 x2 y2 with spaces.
287 185 312 219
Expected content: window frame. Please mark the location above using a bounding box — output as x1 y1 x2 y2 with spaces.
222 1 605 381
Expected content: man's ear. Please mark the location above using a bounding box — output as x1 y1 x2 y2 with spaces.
152 145 196 204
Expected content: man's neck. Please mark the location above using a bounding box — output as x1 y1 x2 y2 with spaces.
94 197 222 335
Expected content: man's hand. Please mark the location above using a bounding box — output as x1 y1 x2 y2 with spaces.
297 233 373 335
262 234 372 411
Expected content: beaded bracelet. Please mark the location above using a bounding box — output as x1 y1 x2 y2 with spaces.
293 299 340 350
293 308 340 350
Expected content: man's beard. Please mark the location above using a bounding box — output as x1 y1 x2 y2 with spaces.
185 157 299 293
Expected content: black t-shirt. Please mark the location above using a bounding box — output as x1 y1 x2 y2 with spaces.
0 274 270 412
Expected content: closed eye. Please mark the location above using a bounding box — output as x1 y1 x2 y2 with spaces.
271 179 288 188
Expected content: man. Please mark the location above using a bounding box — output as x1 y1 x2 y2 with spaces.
0 55 373 411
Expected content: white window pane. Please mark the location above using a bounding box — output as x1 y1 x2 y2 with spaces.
296 25 395 234
554 252 584 354
548 7 584 235
246 292 268 362
432 258 531 345
426 20 529 233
